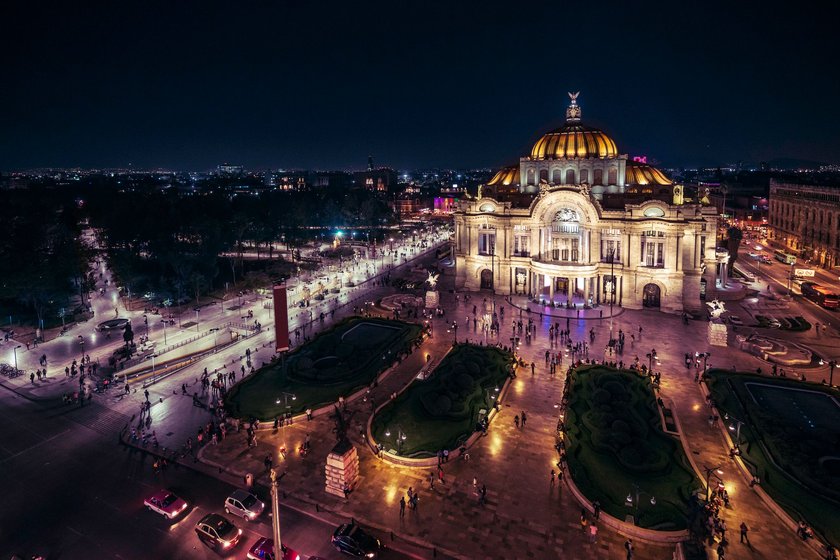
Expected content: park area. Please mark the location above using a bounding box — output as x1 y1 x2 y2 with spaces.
706 370 840 548
225 317 422 420
370 344 513 457
565 365 701 530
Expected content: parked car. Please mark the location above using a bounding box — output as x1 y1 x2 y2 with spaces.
728 315 744 326
247 536 301 560
195 513 242 550
747 252 760 260
766 316 782 328
224 489 265 521
143 489 188 519
331 522 381 558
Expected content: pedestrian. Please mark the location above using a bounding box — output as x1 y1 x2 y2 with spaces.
550 469 556 486
593 500 601 519
521 411 527 427
429 470 435 489
580 510 588 531
264 454 273 472
740 522 749 544
438 466 445 484
514 415 520 428
717 543 726 559
625 538 634 559
588 523 598 543
399 496 405 518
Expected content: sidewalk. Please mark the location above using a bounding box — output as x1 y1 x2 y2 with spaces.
199 279 675 559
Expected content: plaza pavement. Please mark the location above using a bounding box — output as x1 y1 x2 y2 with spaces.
6 248 835 559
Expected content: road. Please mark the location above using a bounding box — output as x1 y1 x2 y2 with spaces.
0 387 411 560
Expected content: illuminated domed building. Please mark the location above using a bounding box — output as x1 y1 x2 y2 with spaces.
453 93 720 313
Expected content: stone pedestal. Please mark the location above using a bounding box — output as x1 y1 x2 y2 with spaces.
325 439 360 498
708 321 728 347
425 290 440 309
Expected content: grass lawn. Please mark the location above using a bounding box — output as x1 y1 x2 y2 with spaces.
565 365 701 530
706 370 840 548
370 344 514 458
225 317 422 420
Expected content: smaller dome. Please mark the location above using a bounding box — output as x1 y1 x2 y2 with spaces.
487 166 520 187
625 161 672 186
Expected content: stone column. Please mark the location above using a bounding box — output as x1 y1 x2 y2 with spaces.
549 276 555 302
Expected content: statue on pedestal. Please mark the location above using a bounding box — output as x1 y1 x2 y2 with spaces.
425 271 440 309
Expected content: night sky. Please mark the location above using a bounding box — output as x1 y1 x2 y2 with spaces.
2 1 838 171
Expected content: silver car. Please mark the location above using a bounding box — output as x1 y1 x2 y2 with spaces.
224 489 264 521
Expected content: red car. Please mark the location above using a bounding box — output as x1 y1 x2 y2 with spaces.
143 489 188 519
247 536 301 560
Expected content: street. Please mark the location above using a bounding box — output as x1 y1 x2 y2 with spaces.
0 387 410 560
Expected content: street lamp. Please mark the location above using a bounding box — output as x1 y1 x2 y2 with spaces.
697 351 710 377
646 349 657 373
607 247 616 344
725 413 745 447
625 484 656 525
703 465 725 502
384 425 407 454
13 345 21 372
819 359 837 387
275 392 297 410
210 327 220 352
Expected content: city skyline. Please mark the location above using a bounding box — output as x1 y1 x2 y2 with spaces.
2 1 838 170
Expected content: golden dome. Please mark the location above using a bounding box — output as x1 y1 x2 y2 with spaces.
530 92 619 160
487 166 520 187
625 161 672 186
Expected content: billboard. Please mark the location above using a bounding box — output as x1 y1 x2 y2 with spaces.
794 269 815 278
273 284 290 353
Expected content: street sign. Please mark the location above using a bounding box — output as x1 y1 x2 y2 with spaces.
794 269 815 278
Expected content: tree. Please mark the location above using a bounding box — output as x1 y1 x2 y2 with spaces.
726 226 743 276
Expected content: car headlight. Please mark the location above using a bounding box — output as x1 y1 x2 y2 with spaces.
248 511 256 518
222 540 232 548
366 553 375 558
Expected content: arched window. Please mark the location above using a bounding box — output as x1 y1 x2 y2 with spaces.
539 169 549 182
579 169 589 183
566 169 576 184
527 169 535 185
593 168 603 184
552 168 563 183
608 168 618 185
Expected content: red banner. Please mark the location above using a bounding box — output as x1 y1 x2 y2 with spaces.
273 284 290 353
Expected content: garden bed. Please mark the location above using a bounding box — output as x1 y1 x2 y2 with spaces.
370 344 514 457
706 370 840 548
225 317 422 420
565 365 701 530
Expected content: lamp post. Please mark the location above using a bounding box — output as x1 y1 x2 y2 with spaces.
703 465 725 502
78 335 85 360
788 262 794 296
724 413 745 447
625 483 656 525
607 247 616 345
829 359 837 387
699 351 710 377
275 392 297 450
13 345 21 372
646 349 657 373
384 426 407 454
210 327 220 352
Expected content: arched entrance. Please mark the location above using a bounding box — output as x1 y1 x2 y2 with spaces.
643 283 661 308
480 269 493 290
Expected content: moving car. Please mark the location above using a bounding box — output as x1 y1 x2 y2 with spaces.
247 536 301 560
195 513 242 550
765 316 782 328
331 522 381 558
225 489 265 521
143 489 188 519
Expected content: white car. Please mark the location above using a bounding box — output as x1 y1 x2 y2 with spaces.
144 490 188 519
225 489 265 521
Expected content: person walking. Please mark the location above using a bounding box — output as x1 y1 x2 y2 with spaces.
625 538 634 559
739 522 749 545
521 411 527 427
399 496 406 518
514 415 520 428
550 469 556 486
593 500 601 519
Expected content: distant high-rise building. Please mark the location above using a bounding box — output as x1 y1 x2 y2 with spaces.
768 180 840 268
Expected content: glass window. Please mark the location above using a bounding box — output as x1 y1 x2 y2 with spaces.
479 233 496 255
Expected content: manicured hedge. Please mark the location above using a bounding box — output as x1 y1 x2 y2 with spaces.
370 344 514 457
565 365 701 530
225 317 422 420
706 370 840 548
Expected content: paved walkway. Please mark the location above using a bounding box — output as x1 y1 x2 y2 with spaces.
200 279 675 559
